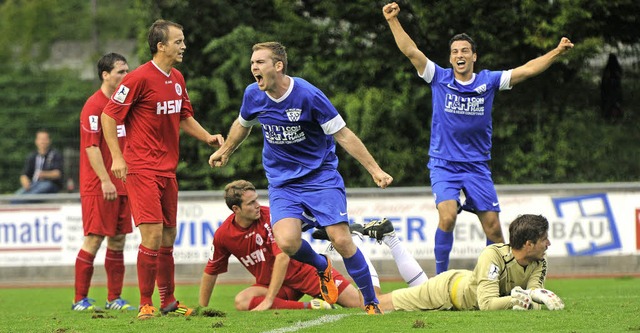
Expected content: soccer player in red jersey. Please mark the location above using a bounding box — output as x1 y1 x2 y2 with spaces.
199 180 364 311
101 20 224 320
73 53 134 312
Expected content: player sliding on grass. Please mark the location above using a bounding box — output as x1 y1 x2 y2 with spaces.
199 180 363 311
374 214 565 312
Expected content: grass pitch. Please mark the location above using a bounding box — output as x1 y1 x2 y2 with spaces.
0 277 638 332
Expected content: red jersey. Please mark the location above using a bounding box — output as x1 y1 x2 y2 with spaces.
79 90 127 196
102 61 194 177
204 206 316 286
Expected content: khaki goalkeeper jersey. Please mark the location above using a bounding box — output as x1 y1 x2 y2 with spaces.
391 243 547 311
455 243 547 310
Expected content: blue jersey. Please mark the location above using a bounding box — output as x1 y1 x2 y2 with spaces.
421 61 512 162
239 77 346 188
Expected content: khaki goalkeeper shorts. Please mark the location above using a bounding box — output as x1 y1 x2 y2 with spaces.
392 270 464 311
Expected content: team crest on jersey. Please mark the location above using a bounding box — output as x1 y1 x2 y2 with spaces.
114 85 129 103
286 108 302 122
474 84 487 94
487 263 499 280
256 234 264 246
89 115 99 131
175 83 182 96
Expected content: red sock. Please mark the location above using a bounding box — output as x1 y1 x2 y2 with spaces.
137 245 158 306
248 296 306 310
157 246 176 309
74 249 95 302
105 248 125 302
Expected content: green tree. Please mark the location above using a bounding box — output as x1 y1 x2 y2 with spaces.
0 67 95 193
141 0 640 189
1 0 639 194
0 0 139 194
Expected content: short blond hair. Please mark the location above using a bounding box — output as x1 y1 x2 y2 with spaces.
252 42 288 74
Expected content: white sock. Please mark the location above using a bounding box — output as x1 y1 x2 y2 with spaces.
383 234 428 287
352 234 380 288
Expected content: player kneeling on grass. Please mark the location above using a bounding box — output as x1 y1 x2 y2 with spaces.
376 214 565 312
199 180 364 311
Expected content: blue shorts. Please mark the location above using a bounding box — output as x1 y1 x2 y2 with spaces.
268 186 348 230
428 157 500 212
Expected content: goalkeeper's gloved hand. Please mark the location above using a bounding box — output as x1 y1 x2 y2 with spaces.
510 286 534 310
530 288 565 310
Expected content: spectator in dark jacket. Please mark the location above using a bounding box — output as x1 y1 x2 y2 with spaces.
16 129 64 196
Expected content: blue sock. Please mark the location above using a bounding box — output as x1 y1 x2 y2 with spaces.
434 228 454 274
343 249 378 305
290 239 327 271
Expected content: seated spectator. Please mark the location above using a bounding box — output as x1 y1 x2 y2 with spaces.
15 129 64 196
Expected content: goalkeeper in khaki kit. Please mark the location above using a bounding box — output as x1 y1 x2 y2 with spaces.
376 214 565 312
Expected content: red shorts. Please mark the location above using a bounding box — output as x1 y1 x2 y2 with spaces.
81 195 132 237
125 173 178 227
253 266 350 301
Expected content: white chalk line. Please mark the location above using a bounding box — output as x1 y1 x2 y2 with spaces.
260 313 353 333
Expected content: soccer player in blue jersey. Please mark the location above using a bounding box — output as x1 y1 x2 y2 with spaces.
382 2 574 274
209 42 393 314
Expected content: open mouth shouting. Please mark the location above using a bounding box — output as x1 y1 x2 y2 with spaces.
254 73 264 88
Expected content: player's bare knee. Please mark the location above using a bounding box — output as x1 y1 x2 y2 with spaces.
480 216 503 241
106 235 126 251
330 231 352 247
488 229 505 243
234 298 249 311
277 240 300 256
326 223 352 248
331 237 357 257
438 217 456 232
82 234 105 253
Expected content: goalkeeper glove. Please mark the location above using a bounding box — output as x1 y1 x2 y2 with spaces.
511 286 534 310
530 288 565 310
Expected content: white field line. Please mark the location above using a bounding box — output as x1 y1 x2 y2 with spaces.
260 313 352 333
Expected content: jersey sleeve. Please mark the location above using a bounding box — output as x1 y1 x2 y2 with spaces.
262 207 281 256
80 96 104 149
419 60 437 83
238 114 259 127
269 237 283 256
312 90 344 135
320 115 346 135
179 87 194 120
175 71 194 120
481 69 510 92
203 231 232 276
499 70 513 91
474 247 514 310
239 85 261 126
103 73 145 123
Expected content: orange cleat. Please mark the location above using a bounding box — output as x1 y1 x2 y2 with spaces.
137 304 157 320
317 254 339 304
365 302 384 315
